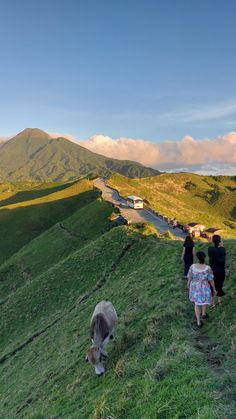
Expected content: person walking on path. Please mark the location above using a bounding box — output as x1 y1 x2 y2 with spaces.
208 235 226 306
187 251 216 328
181 235 195 279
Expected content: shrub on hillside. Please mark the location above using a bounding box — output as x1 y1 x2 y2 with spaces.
185 181 196 191
160 230 174 240
130 222 159 238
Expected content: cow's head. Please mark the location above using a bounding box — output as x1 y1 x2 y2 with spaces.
85 346 108 376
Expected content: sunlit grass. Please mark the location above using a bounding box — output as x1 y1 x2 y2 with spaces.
0 179 97 263
108 173 236 237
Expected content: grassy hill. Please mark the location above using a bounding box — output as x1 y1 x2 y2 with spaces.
0 128 159 181
0 178 98 264
108 173 236 236
0 180 235 418
0 198 113 300
0 181 74 207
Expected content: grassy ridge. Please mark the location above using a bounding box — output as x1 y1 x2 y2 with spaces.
1 230 235 417
108 173 236 236
0 181 74 207
0 179 235 418
0 199 113 300
0 228 131 355
0 179 97 264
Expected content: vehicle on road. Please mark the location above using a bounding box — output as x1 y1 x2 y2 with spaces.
127 195 144 209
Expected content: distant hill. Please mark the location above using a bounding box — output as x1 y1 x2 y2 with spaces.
108 172 236 236
0 128 159 181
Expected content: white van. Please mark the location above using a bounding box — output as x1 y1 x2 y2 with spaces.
127 196 144 209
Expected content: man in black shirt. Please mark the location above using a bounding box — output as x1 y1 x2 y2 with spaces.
208 235 226 305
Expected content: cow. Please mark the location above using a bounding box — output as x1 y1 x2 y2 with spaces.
85 301 117 376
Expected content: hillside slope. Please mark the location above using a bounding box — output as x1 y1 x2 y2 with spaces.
0 178 97 264
0 128 159 181
0 199 113 300
108 173 236 236
0 191 235 417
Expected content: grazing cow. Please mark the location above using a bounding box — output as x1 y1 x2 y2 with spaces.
85 300 117 376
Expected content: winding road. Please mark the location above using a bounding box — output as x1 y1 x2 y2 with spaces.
94 178 185 240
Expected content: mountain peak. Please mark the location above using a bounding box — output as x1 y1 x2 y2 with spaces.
17 128 50 139
0 128 159 181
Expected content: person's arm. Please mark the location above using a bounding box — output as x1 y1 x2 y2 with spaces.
192 246 196 258
210 280 217 295
187 266 193 289
208 267 217 295
181 246 185 261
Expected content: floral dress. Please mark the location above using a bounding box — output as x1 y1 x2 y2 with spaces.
188 264 214 305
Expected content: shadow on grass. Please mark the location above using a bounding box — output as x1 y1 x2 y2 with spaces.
0 181 77 207
0 189 99 264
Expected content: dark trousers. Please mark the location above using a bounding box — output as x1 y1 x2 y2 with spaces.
213 271 225 296
184 255 193 277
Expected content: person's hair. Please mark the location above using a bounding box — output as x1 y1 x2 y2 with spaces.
212 234 221 248
196 251 206 264
184 235 194 247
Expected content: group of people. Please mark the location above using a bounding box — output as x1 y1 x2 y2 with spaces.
181 234 226 328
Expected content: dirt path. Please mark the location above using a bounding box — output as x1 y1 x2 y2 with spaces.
94 178 186 240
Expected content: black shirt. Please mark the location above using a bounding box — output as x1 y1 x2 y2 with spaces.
208 246 226 273
184 243 194 255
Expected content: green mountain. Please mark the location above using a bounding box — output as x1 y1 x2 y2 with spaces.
0 128 159 181
108 172 236 236
0 180 235 418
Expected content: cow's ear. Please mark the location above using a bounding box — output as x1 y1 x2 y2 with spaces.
85 355 89 363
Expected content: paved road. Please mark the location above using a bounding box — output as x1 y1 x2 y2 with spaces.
94 178 185 240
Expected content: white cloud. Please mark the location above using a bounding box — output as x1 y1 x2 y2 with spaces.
79 135 161 166
78 132 236 174
194 165 236 176
0 136 12 142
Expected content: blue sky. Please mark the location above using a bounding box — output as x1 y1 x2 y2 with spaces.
0 0 236 142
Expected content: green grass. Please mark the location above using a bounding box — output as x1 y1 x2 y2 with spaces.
0 199 113 300
0 179 97 264
0 181 75 207
1 232 235 417
0 180 235 418
108 173 236 237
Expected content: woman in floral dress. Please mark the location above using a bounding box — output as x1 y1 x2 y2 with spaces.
187 251 216 328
